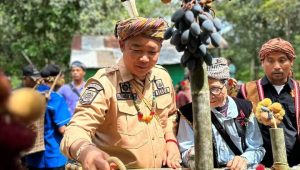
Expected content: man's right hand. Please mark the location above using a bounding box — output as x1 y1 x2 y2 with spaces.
78 145 115 170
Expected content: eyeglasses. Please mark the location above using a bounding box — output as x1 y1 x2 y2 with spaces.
209 84 225 95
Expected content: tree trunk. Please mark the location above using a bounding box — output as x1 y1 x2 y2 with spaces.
190 59 214 170
250 58 254 80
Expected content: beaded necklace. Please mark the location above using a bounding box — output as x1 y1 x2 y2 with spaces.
129 78 156 123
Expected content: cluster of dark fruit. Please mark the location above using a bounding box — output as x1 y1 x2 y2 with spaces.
164 0 223 70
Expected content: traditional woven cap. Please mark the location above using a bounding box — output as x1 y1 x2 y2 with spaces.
207 57 230 80
259 38 295 61
115 17 168 41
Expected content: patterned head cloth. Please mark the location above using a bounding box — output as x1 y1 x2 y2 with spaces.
115 17 168 41
259 38 295 61
207 57 230 80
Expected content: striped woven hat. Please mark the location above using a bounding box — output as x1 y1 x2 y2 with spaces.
115 17 168 41
259 38 295 61
207 57 230 80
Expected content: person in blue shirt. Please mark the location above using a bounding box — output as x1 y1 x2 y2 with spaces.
177 58 265 170
25 64 71 170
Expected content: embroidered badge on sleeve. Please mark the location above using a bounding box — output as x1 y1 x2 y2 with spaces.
79 82 103 105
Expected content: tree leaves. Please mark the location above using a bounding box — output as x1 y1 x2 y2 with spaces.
215 0 300 81
0 0 177 78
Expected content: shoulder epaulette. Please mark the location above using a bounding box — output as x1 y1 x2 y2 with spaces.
104 65 119 75
94 66 119 79
154 65 169 73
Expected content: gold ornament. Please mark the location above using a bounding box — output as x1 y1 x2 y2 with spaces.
7 88 46 124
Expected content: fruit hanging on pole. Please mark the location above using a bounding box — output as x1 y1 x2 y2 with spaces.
164 0 226 71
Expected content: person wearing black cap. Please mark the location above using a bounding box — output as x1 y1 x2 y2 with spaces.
58 61 86 114
22 65 41 88
24 64 71 170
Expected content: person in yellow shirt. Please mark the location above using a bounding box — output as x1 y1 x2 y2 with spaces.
60 17 181 170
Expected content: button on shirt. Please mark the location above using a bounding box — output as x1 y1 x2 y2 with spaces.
58 82 85 114
177 96 265 168
60 59 178 168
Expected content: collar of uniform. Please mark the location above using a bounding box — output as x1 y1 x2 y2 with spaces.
118 58 134 82
118 58 155 83
261 75 294 89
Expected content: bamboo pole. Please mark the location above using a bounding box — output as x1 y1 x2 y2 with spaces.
190 59 214 170
269 128 289 170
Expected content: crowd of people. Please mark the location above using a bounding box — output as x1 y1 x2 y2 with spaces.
0 15 299 170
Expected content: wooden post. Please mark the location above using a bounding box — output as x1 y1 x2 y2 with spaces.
190 59 214 170
269 128 289 170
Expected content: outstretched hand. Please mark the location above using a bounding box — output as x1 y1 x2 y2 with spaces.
226 156 248 170
162 140 182 169
78 145 116 170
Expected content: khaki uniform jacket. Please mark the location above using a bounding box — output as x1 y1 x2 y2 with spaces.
61 59 177 168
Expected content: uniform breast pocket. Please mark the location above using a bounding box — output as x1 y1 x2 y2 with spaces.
156 93 172 110
117 100 148 149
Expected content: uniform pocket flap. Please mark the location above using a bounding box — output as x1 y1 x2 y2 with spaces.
156 94 172 109
117 100 137 116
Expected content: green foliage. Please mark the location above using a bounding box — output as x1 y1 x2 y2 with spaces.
0 0 80 76
215 0 300 81
4 0 300 84
0 0 176 80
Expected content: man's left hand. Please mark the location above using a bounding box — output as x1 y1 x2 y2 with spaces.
226 156 248 170
162 140 181 169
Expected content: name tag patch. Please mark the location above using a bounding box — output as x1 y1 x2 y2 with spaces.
154 87 170 96
116 93 137 100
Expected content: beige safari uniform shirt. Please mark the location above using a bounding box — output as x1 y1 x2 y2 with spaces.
61 58 177 168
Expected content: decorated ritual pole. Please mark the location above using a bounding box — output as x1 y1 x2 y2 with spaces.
269 128 289 170
162 0 225 169
256 99 290 169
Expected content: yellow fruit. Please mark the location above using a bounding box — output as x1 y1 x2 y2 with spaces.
274 113 280 117
7 88 46 124
277 116 283 120
279 110 285 116
260 98 272 107
255 105 262 115
269 102 282 113
255 111 261 118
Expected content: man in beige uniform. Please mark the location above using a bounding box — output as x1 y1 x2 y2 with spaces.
61 17 181 170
